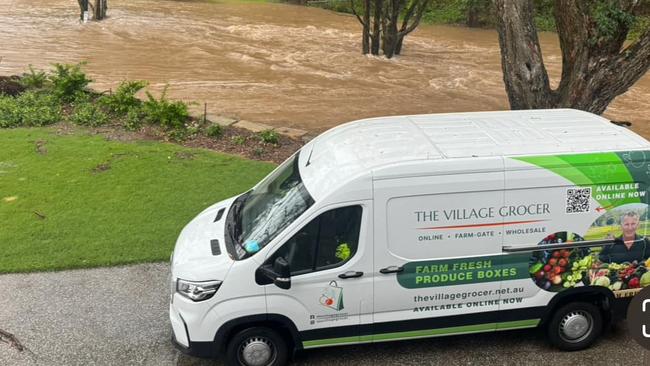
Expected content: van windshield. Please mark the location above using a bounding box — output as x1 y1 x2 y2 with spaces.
226 152 314 259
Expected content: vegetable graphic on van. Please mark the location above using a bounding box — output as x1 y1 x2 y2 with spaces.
529 232 586 291
319 281 344 311
528 203 650 297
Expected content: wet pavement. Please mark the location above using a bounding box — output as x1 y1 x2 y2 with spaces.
0 263 647 365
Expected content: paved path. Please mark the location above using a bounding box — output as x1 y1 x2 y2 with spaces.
0 263 647 365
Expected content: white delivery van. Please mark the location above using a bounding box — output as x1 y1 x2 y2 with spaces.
170 109 650 366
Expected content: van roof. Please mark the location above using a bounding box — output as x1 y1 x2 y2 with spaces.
298 109 650 200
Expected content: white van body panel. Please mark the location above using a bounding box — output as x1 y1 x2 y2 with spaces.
300 109 649 201
172 259 268 342
263 201 373 336
373 157 506 327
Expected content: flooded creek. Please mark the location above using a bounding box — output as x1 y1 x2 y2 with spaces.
1 0 648 134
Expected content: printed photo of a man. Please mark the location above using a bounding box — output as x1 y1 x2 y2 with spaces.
599 211 649 263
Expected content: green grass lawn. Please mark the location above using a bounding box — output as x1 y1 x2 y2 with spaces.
0 128 276 273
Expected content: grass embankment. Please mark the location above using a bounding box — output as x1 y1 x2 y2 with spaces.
0 128 274 273
1 63 299 164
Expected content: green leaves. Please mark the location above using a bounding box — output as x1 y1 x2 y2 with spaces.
142 86 190 131
49 62 92 102
70 103 109 127
589 0 635 44
98 80 148 116
206 124 223 138
258 129 280 145
20 65 48 90
0 91 62 128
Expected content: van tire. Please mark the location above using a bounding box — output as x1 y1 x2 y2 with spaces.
226 327 289 366
546 302 603 351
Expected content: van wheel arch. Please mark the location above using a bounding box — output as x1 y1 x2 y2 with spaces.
540 287 614 329
215 314 302 356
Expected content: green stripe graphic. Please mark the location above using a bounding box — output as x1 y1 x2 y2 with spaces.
302 319 540 348
515 152 641 207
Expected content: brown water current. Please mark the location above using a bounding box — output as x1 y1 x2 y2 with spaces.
1 0 649 135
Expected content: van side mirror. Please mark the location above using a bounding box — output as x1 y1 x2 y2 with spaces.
257 257 291 290
272 257 291 290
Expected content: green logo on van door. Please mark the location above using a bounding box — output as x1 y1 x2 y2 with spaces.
397 254 530 289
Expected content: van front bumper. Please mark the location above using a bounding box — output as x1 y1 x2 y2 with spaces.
170 301 219 358
171 332 217 358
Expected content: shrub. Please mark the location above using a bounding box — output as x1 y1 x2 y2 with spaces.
206 124 223 138
258 129 279 145
124 107 144 130
630 16 650 42
15 91 62 126
187 126 200 136
0 92 62 128
71 90 92 104
142 87 189 130
166 128 188 142
49 63 92 102
99 80 148 116
70 103 109 127
0 95 21 128
231 135 246 145
20 65 48 90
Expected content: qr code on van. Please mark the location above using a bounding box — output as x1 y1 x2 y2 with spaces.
566 188 591 213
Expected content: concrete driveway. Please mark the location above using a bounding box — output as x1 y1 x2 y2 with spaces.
0 263 647 365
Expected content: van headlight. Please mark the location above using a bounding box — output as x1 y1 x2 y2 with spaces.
176 279 222 302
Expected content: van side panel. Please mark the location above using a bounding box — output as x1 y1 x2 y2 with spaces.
367 151 650 345
372 157 513 340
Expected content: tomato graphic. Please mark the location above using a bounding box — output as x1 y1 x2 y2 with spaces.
325 298 333 306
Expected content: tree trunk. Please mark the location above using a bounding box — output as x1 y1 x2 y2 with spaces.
394 35 404 55
395 0 430 55
382 0 404 58
77 0 88 21
382 17 399 58
494 0 555 109
362 0 370 54
494 0 650 115
371 0 383 55
466 1 481 27
93 0 106 20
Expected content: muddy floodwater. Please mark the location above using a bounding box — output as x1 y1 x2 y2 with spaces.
1 0 649 134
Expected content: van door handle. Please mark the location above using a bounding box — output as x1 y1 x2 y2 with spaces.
338 271 364 279
379 266 403 274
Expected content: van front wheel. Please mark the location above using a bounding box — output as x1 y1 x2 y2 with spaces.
547 302 603 351
226 327 289 366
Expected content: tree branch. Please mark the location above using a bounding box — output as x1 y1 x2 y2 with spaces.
400 0 431 36
399 0 418 32
0 328 24 352
350 0 366 27
553 0 589 97
611 28 650 95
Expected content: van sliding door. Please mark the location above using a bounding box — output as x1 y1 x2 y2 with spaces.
372 157 506 342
